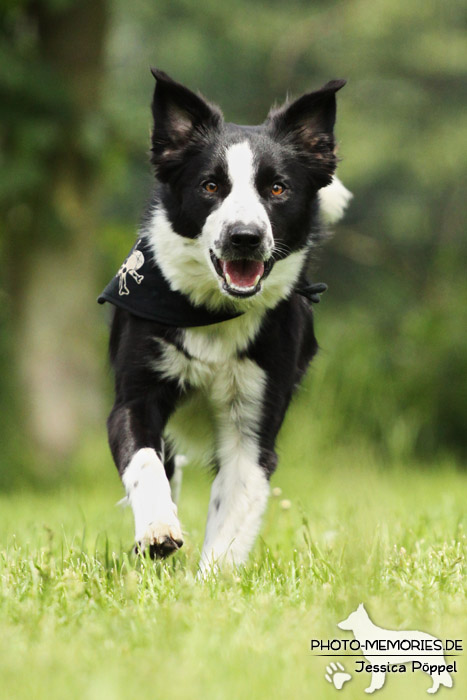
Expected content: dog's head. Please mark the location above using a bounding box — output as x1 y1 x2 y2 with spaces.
337 603 369 631
148 69 347 308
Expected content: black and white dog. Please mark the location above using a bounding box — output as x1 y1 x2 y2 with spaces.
99 70 351 573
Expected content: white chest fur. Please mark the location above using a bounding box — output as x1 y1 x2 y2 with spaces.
153 313 267 462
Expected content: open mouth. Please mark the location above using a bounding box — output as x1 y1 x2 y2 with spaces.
210 251 273 298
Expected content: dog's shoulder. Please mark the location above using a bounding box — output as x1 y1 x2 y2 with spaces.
247 295 318 374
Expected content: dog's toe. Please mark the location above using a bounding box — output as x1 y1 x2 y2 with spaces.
136 519 184 559
149 535 183 559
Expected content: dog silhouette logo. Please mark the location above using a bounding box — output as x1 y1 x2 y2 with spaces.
337 603 453 694
117 242 145 295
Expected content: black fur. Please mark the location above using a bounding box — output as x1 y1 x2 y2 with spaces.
104 70 345 561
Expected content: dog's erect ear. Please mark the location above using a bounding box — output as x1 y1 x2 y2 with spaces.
270 79 346 142
150 69 222 176
269 80 346 187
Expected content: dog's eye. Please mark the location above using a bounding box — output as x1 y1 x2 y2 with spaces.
203 181 218 194
271 183 285 196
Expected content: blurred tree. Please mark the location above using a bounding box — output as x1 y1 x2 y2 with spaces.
0 0 108 465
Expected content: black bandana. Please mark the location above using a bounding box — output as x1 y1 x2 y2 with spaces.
97 238 327 328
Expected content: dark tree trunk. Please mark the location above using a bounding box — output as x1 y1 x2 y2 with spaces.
14 0 108 460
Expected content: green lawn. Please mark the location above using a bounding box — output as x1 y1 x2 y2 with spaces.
0 434 465 700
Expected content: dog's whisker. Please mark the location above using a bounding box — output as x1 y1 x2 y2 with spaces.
271 242 292 260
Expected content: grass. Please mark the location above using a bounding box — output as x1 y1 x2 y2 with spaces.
0 430 466 700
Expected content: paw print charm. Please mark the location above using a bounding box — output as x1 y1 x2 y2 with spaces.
325 661 352 690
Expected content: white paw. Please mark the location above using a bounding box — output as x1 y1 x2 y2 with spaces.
136 509 183 559
325 662 352 690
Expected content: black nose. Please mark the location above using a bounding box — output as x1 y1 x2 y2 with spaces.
230 225 262 250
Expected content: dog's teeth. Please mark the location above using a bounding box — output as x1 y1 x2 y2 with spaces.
225 272 232 286
254 275 261 286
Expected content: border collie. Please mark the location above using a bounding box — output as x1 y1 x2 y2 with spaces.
99 70 351 573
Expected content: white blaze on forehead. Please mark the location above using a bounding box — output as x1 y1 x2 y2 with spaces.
211 141 273 245
226 141 256 191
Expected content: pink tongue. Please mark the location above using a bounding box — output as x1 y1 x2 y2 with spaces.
222 259 264 288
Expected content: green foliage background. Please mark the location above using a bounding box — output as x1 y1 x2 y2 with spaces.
1 0 467 485
0 5 466 699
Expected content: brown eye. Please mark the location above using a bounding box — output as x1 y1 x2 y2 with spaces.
271 183 285 196
203 181 218 194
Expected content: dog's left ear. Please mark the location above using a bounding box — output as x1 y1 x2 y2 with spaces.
270 79 346 141
269 80 346 187
150 69 222 179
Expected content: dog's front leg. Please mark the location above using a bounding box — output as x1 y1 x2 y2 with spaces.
199 358 273 573
365 669 386 694
198 338 309 574
108 393 183 558
123 447 183 557
199 431 270 574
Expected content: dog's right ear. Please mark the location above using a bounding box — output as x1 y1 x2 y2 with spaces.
150 69 222 179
